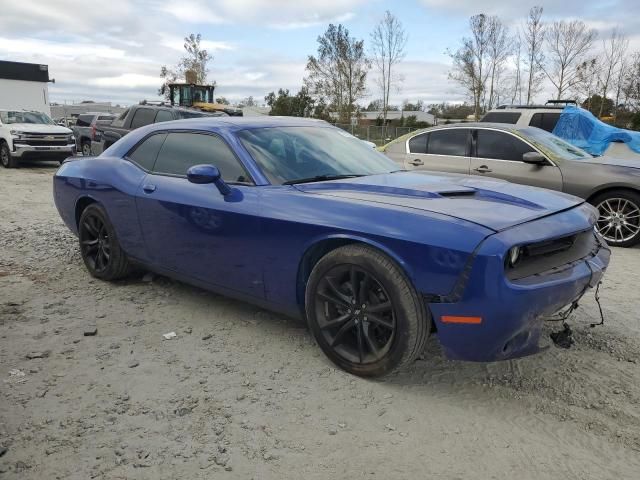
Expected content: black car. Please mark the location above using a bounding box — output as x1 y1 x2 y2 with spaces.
91 103 226 155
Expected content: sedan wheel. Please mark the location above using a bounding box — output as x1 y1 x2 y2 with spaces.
306 244 429 377
594 191 640 247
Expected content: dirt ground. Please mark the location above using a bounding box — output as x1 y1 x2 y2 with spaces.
1 161 639 480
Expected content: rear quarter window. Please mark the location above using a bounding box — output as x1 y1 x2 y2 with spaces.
530 113 561 132
130 108 157 129
481 112 522 124
127 133 167 171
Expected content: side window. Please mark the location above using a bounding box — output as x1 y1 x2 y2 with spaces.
481 112 522 124
154 110 174 123
476 129 535 161
542 113 560 132
427 129 468 156
530 113 543 129
408 133 428 154
127 133 167 171
530 113 561 133
153 132 250 183
130 108 156 129
76 115 92 127
111 109 129 128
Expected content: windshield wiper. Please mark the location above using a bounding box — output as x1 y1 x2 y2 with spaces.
283 174 366 185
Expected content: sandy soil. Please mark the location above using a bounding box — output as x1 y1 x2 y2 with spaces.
1 162 639 480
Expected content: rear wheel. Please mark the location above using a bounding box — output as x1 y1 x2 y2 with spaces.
305 244 429 377
0 142 18 168
81 140 91 156
592 190 640 247
78 204 132 280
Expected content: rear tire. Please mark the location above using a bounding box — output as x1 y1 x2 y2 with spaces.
81 140 91 157
305 244 429 377
0 142 18 168
78 203 132 280
591 189 640 247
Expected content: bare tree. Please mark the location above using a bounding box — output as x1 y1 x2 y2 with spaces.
543 20 597 100
370 11 407 125
598 28 629 117
623 52 640 112
159 34 214 100
509 34 524 104
448 14 491 119
573 58 600 109
486 16 510 109
523 6 545 104
305 24 370 122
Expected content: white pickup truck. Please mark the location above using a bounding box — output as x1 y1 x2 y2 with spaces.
0 109 76 168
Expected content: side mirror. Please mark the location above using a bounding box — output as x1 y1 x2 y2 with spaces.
522 152 548 165
187 164 231 196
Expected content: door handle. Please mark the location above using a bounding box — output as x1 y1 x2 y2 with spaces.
409 159 424 166
474 165 492 173
142 184 156 193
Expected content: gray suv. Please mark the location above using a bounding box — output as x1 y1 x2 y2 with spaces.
382 123 640 247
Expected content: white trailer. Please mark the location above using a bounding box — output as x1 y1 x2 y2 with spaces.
0 61 52 116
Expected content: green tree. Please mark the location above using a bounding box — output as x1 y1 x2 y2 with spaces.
581 94 614 117
265 87 315 117
305 24 370 123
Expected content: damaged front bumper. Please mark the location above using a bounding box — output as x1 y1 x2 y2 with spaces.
428 204 610 362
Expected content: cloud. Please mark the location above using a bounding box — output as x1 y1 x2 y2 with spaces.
159 0 366 30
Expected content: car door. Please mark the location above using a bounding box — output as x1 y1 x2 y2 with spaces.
470 128 563 191
133 130 264 298
403 128 471 175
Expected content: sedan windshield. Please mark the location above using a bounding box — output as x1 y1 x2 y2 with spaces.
520 127 592 161
0 110 54 125
237 126 400 184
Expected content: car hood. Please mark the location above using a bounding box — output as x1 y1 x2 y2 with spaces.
6 123 72 134
295 171 584 232
574 155 640 169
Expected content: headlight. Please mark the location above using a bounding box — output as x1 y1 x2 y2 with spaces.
506 246 522 268
9 130 25 139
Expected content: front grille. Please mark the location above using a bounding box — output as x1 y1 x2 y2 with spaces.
506 229 601 281
16 139 70 146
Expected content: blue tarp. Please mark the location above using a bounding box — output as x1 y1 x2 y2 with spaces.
552 105 640 156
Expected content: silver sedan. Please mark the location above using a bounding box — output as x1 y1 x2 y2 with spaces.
382 123 640 247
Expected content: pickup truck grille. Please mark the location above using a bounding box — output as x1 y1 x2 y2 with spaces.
14 133 71 146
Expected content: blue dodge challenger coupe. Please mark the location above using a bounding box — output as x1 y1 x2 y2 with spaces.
53 117 610 377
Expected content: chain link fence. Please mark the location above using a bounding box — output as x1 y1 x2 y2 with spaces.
332 124 422 146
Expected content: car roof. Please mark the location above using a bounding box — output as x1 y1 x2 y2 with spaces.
419 122 530 131
143 116 331 131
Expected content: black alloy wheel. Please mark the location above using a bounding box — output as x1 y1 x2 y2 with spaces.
314 265 396 365
78 203 132 280
306 244 429 377
80 213 111 274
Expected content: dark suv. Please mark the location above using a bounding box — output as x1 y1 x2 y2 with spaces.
91 104 225 155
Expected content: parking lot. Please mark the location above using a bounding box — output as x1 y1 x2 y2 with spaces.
1 161 639 479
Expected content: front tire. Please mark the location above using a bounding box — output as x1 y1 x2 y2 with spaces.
305 244 429 377
0 142 18 168
78 204 132 280
592 190 640 247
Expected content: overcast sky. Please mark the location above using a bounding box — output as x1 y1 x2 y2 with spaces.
1 0 639 107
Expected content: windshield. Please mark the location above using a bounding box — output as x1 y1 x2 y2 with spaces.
0 111 55 125
237 126 400 184
520 127 592 161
